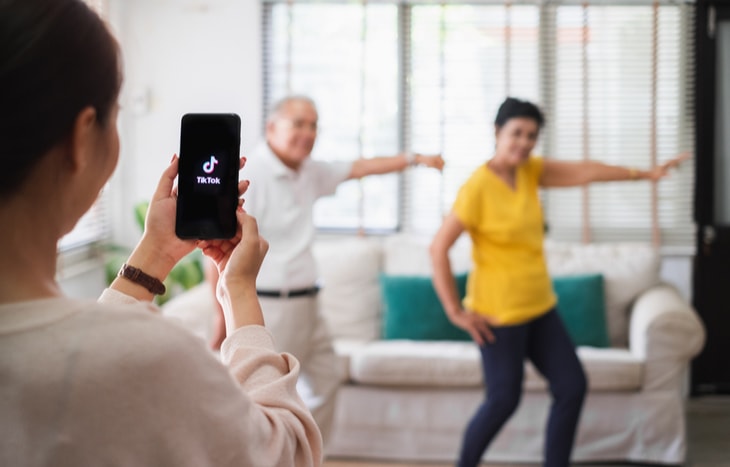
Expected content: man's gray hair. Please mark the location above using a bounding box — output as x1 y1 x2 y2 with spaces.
267 95 317 122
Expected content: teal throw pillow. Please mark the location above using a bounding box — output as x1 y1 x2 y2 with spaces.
380 273 471 341
553 273 610 348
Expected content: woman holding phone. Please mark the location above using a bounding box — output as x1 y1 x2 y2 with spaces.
0 1 322 465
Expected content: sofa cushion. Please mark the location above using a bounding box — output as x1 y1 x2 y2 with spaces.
332 338 369 383
349 340 482 387
578 347 643 391
554 274 610 348
313 237 383 341
525 347 643 391
380 273 471 341
347 340 643 391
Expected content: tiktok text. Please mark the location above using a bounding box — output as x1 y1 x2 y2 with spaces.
196 176 221 184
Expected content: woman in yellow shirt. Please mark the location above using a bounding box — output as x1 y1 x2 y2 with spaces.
430 97 689 467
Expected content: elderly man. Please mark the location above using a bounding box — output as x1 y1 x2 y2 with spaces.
208 95 444 444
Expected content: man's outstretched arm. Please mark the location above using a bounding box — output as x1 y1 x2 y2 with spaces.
348 152 444 179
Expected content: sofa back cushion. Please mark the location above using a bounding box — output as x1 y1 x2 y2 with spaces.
545 241 661 347
313 237 383 341
383 234 473 275
380 273 471 341
313 235 660 348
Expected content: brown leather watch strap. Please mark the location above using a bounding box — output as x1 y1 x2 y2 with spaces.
118 263 166 295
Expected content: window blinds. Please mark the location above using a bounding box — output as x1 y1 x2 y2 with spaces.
262 0 695 248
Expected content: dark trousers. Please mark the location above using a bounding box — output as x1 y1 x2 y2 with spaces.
457 308 587 467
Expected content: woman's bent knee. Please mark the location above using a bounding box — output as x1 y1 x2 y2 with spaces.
552 366 587 405
484 389 522 420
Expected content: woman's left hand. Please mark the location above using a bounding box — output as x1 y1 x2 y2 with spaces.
136 155 196 271
646 151 692 181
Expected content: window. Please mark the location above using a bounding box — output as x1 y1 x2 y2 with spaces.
544 4 694 245
406 4 542 233
57 0 112 252
264 3 400 232
57 194 110 251
263 0 695 248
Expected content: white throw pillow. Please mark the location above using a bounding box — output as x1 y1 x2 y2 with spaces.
545 241 661 347
313 237 383 341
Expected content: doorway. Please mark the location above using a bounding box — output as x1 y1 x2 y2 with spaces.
692 0 730 395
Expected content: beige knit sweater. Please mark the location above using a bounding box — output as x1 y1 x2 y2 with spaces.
0 288 323 466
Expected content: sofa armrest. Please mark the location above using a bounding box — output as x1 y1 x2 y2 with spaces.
629 283 706 391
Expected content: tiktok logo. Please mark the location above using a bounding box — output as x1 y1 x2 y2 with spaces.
203 155 219 174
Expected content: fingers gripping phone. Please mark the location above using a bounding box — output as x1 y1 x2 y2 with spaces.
175 113 241 239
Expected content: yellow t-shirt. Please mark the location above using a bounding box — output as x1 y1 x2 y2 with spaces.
452 156 556 325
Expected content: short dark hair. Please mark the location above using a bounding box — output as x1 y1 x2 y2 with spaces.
494 97 545 129
0 0 122 197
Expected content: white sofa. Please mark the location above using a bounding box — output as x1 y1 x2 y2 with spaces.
311 235 706 465
162 234 706 465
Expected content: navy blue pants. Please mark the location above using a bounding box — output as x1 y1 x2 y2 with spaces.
457 308 587 467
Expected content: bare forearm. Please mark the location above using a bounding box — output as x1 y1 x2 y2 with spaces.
543 151 690 187
429 246 462 317
542 159 646 187
349 152 444 179
217 280 265 333
349 153 409 179
584 161 646 183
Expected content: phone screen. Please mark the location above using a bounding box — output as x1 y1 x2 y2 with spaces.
175 113 241 239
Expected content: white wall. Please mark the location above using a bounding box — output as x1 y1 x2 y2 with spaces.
661 254 693 302
108 0 263 248
58 263 108 299
59 0 261 298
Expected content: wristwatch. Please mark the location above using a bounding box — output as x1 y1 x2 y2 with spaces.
118 263 166 295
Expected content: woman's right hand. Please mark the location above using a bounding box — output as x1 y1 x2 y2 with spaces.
198 210 268 292
198 210 269 330
448 309 497 346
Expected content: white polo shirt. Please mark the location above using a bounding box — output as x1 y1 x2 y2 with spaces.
243 142 352 290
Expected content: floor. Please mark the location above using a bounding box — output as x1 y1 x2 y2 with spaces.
323 396 730 467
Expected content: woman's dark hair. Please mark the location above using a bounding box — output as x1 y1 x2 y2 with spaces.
0 0 122 196
494 97 545 129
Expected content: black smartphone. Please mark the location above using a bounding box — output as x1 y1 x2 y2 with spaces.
175 113 241 239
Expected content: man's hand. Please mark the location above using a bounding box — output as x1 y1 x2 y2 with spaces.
415 153 445 171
